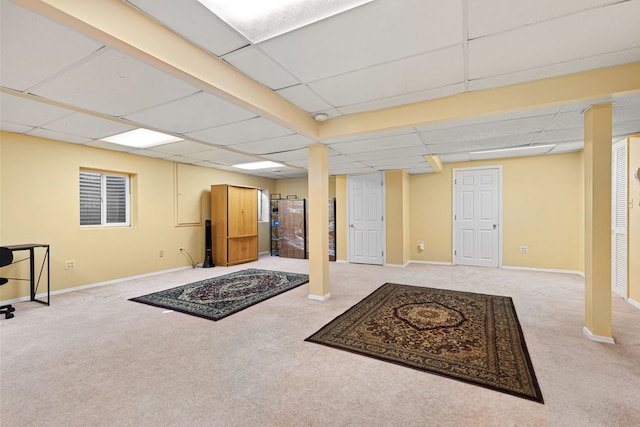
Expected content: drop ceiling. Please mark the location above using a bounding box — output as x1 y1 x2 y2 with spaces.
1 0 640 179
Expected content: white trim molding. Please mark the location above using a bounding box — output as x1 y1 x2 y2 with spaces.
410 260 454 266
385 261 411 268
502 265 585 277
583 327 616 344
308 293 331 301
628 298 640 310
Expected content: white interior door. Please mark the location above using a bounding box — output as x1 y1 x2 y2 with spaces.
454 167 501 267
348 172 384 265
612 139 628 299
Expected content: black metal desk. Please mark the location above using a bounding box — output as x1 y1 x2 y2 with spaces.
4 244 50 306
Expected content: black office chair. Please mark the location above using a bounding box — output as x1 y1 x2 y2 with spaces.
0 247 16 319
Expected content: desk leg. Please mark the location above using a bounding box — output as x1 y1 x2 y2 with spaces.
29 247 35 301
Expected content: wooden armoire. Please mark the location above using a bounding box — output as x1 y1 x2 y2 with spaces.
210 184 258 266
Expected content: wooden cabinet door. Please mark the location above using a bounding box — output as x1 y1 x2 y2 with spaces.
227 186 257 237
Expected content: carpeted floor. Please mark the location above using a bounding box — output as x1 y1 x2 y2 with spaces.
306 283 543 403
1 256 639 426
130 268 309 320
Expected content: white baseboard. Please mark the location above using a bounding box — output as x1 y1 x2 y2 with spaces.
335 260 348 263
0 265 194 305
628 298 640 310
308 293 331 301
502 265 584 277
583 327 616 344
385 261 411 268
409 260 453 266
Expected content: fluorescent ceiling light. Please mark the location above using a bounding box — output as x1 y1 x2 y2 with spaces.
233 161 284 170
469 145 555 160
197 0 374 43
101 129 183 148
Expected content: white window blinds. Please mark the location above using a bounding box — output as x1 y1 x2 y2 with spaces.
80 170 130 226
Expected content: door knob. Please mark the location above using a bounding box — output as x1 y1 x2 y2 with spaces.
349 224 354 228
493 224 497 229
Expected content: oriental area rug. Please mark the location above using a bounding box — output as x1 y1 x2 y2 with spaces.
305 283 544 403
130 269 308 321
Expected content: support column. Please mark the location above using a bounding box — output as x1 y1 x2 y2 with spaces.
308 144 330 300
583 103 614 343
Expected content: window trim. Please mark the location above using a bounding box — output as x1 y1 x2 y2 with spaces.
80 169 131 227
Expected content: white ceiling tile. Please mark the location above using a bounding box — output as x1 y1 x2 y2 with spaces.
31 49 199 116
419 115 554 144
129 149 172 159
468 1 640 80
26 128 91 144
275 85 332 113
124 91 256 133
222 46 299 90
336 83 465 115
125 0 248 56
147 140 214 155
310 45 464 107
0 121 34 133
230 134 315 155
468 0 621 39
43 113 135 139
186 117 293 145
534 128 583 144
180 147 242 161
549 141 584 154
613 120 640 137
321 127 414 145
259 0 463 82
330 132 424 154
163 155 200 164
353 146 428 161
85 140 138 152
0 93 72 126
546 111 583 131
426 134 537 154
0 0 103 91
438 153 470 163
468 47 640 92
415 106 564 132
264 148 308 162
405 166 435 175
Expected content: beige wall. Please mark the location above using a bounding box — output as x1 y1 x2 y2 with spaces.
274 176 336 199
629 136 640 303
0 132 275 300
410 152 584 271
385 170 410 265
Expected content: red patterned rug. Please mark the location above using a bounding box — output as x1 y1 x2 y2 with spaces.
305 283 543 403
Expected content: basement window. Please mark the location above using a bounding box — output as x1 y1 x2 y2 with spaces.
80 170 130 227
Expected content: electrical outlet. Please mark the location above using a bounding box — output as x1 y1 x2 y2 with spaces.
418 240 424 251
159 250 164 258
519 246 528 254
65 260 76 269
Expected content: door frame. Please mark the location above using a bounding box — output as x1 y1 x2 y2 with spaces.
347 172 386 265
452 165 503 267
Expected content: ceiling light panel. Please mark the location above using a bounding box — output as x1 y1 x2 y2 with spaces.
101 128 183 148
31 49 199 117
233 161 283 170
197 0 374 44
124 92 257 134
0 0 104 91
259 0 462 82
126 0 248 56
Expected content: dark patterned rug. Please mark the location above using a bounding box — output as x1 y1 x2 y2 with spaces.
305 283 543 403
130 269 308 321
